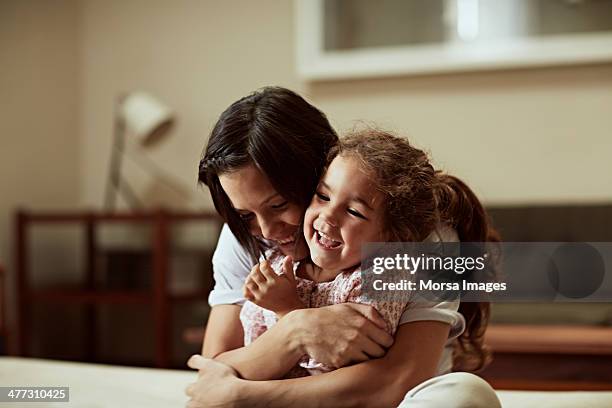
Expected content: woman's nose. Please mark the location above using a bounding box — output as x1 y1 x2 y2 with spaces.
258 216 281 239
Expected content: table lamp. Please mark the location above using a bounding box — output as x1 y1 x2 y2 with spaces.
104 92 176 210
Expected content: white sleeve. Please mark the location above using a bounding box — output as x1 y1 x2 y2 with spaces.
208 224 256 307
397 223 465 341
398 298 465 341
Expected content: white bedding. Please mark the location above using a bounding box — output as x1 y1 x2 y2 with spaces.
1 357 611 408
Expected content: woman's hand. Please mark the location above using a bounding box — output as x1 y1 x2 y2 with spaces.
186 355 244 408
285 303 394 368
244 257 304 317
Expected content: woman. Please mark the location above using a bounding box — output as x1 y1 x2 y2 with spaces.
187 87 501 407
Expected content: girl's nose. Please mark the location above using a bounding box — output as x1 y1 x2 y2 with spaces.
319 208 339 228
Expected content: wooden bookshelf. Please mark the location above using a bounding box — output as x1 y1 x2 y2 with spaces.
15 209 222 367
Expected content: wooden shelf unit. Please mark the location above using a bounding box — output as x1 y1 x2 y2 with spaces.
15 209 222 367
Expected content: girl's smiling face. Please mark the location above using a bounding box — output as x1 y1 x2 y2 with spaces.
304 154 387 272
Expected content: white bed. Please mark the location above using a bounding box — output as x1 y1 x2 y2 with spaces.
1 357 612 408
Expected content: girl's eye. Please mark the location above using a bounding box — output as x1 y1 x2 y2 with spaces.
347 208 367 219
316 192 330 201
271 201 288 209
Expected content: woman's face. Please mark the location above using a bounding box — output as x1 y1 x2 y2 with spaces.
219 164 308 259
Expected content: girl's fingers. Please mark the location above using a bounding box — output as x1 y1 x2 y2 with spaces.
244 279 259 295
249 265 266 286
282 256 295 282
259 260 278 282
243 285 255 300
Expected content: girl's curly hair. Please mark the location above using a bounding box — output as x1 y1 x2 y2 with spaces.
330 128 500 372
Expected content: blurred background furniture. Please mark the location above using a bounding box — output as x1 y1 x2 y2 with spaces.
15 209 222 368
483 204 612 390
484 324 612 390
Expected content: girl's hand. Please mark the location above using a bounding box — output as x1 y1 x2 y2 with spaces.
186 355 243 408
243 256 304 317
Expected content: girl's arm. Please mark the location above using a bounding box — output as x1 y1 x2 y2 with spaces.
188 320 451 408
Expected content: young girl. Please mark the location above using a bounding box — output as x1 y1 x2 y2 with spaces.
239 128 498 378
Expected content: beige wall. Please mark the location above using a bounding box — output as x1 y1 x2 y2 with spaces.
78 0 301 210
0 0 80 351
77 0 612 211
308 64 612 205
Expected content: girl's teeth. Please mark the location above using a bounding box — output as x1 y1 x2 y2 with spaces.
317 231 341 248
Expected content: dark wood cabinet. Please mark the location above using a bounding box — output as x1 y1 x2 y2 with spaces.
15 209 222 367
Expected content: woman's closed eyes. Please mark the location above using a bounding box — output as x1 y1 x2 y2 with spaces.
270 201 289 209
238 200 289 221
239 212 255 222
315 192 329 201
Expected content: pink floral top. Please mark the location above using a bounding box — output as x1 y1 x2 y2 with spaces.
239 250 409 377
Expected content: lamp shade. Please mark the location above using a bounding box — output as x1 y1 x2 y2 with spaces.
120 92 175 147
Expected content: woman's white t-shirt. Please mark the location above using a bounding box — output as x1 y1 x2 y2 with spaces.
208 224 465 374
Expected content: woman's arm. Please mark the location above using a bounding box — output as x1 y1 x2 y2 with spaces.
188 320 451 408
202 294 303 380
203 226 392 380
202 303 394 380
201 305 244 358
200 225 297 378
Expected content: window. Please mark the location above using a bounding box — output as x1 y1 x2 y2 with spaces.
296 0 612 80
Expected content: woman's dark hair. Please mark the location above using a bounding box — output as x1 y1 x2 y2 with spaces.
198 87 338 262
330 128 500 372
